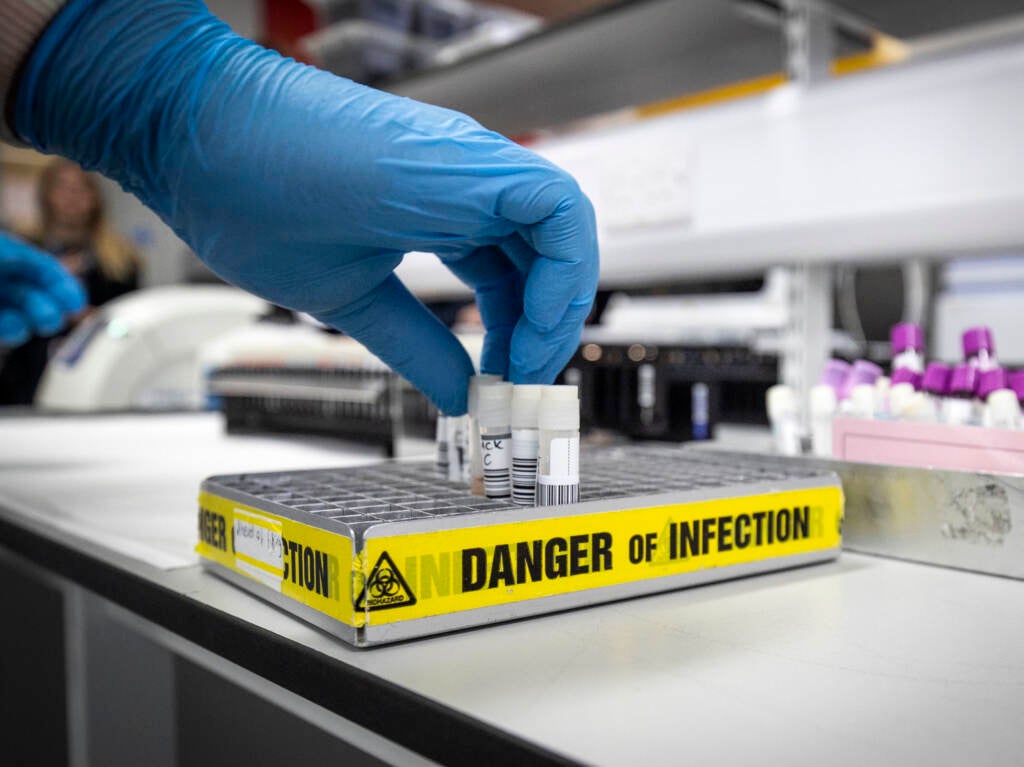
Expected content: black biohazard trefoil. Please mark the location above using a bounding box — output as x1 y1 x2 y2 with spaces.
354 551 417 611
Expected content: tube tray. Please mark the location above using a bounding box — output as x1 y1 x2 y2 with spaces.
197 446 843 646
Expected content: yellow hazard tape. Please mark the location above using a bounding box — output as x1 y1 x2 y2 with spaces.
357 486 842 624
197 492 357 626
199 485 842 630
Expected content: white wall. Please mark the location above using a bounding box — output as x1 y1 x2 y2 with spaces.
398 39 1024 297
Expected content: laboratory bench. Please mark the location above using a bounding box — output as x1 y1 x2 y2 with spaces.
1 412 1022 766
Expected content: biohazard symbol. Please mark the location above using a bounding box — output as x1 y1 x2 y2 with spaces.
354 551 416 612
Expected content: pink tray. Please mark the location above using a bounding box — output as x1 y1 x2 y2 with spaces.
832 417 1024 475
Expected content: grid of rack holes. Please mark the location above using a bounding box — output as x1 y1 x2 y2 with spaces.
210 447 825 533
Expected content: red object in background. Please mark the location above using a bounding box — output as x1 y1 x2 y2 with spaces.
262 0 317 62
508 132 540 146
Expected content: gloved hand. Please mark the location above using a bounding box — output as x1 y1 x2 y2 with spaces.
13 0 599 415
0 230 86 346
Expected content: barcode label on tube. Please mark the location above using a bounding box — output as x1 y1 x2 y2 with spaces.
482 433 511 498
511 429 539 506
512 457 538 505
435 442 449 477
536 480 579 506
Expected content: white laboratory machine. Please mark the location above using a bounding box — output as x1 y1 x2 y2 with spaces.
35 285 268 412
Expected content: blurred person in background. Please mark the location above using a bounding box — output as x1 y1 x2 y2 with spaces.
0 160 141 404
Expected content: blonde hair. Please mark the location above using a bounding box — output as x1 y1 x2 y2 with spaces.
24 159 140 283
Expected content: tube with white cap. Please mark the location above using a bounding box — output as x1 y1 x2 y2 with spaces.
435 415 449 478
809 359 849 457
510 385 543 506
477 382 514 499
766 385 801 456
468 374 502 495
873 376 891 418
537 385 580 506
848 384 877 419
887 367 922 420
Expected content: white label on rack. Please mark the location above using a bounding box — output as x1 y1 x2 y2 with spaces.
233 510 284 589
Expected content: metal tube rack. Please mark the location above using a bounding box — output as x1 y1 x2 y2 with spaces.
197 446 843 646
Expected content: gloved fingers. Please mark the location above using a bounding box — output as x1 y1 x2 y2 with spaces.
314 273 475 416
496 231 539 275
0 237 86 313
522 254 598 333
444 246 525 379
0 309 31 347
509 295 593 384
0 280 69 336
498 173 599 333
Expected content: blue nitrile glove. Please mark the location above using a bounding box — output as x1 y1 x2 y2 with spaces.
0 230 86 346
13 0 599 415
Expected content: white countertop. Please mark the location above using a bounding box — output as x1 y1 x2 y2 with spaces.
1 412 1021 766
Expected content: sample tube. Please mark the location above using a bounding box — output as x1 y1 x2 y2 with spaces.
920 362 952 422
890 323 925 373
435 415 449 478
1011 371 1024 407
849 384 877 419
976 368 1018 429
638 363 656 427
446 414 470 482
809 384 837 457
887 367 922 419
468 374 502 495
809 359 849 456
962 327 998 371
873 376 891 418
476 382 513 499
510 385 543 506
942 364 979 426
537 385 580 506
766 385 801 456
986 389 1021 430
837 360 883 415
819 359 852 392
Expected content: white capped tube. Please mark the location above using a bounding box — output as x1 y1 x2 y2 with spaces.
873 376 891 418
848 384 877 419
809 384 837 457
477 382 514 499
435 415 449 478
901 391 938 423
510 384 543 506
766 385 801 456
537 385 580 506
986 389 1022 429
887 382 916 420
468 374 502 494
446 414 469 483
